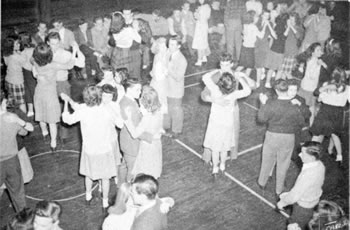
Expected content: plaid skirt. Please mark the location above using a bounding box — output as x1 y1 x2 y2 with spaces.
281 56 296 74
110 47 142 80
5 81 25 106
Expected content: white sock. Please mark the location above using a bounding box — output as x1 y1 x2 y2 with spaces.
86 192 92 201
102 198 109 208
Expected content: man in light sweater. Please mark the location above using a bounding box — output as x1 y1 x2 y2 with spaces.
164 36 187 138
277 141 325 230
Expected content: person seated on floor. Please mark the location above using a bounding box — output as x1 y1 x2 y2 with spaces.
6 208 34 230
34 200 63 230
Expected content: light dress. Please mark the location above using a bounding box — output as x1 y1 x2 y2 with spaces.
132 110 163 179
192 3 211 54
102 200 137 230
202 71 251 152
62 104 123 180
33 63 66 123
150 49 169 114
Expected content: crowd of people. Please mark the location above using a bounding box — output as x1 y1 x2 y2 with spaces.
0 0 349 229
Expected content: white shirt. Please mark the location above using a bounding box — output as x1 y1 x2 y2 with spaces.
112 27 141 48
301 58 321 92
319 85 350 107
242 24 261 48
62 104 121 154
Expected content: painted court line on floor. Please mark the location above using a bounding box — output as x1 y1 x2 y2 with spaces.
174 139 290 219
185 69 215 78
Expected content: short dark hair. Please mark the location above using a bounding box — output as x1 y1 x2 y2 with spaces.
77 18 87 26
46 32 61 43
217 72 236 95
273 79 289 92
132 174 159 200
37 21 48 27
2 36 19 57
287 79 300 89
83 85 102 107
168 35 181 46
33 43 53 66
116 67 129 82
243 10 256 24
51 18 63 25
122 77 141 91
19 31 34 49
6 208 34 230
35 200 62 223
220 53 234 63
102 84 118 102
302 141 322 160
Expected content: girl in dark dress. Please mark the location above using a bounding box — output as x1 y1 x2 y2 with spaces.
311 67 349 162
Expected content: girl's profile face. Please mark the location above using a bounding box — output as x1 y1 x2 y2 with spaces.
313 46 323 58
103 71 114 81
102 92 113 104
253 15 259 24
287 85 298 98
114 72 122 84
14 40 20 51
132 20 140 31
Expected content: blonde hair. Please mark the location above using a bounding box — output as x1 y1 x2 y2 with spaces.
108 183 131 215
140 85 161 113
151 37 167 54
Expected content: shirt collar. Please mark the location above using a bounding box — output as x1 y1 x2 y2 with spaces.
302 161 319 170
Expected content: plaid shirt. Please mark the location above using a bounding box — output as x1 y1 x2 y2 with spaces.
224 0 246 21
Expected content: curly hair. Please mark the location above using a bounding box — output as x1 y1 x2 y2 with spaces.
217 72 236 95
110 13 126 34
151 37 166 54
140 85 161 113
33 43 53 66
83 85 102 107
